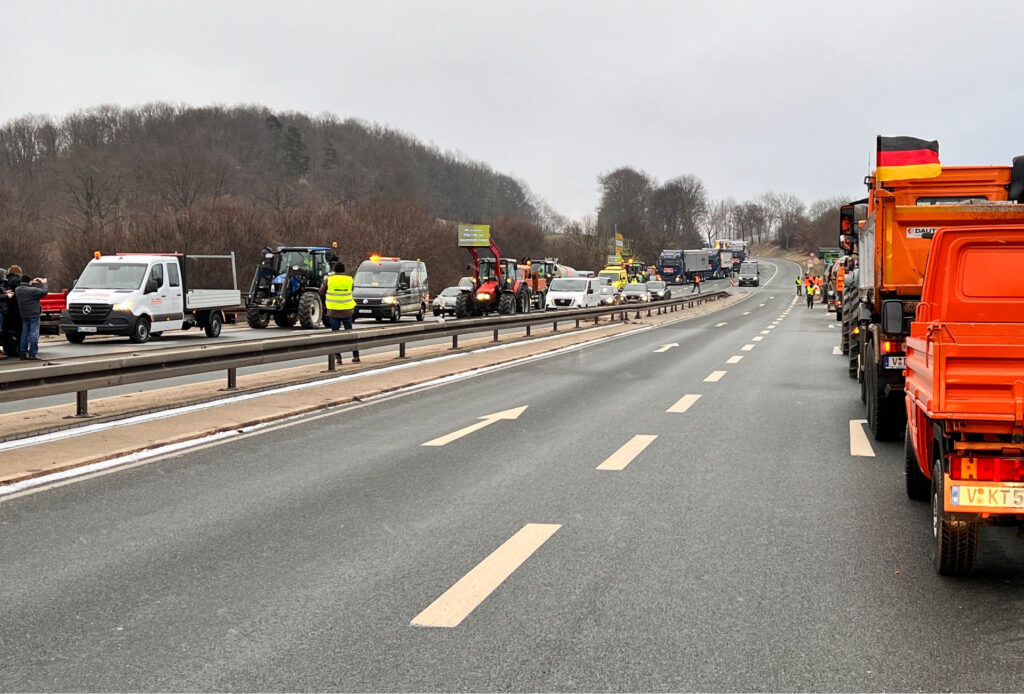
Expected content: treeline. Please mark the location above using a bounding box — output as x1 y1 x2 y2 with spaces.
0 103 574 290
594 165 847 260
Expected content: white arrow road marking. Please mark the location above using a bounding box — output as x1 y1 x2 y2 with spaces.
741 344 755 351
654 343 680 353
715 322 727 327
726 355 743 364
597 435 658 471
411 523 561 627
422 406 528 446
849 420 876 457
832 346 842 355
704 370 727 383
667 394 701 413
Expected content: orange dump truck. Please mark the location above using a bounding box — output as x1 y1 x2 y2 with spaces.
853 163 1024 440
904 225 1024 575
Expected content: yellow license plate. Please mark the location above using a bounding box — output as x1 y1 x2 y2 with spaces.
948 482 1024 510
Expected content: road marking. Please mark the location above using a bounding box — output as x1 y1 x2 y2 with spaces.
422 406 528 446
654 343 679 353
715 322 727 327
849 420 876 457
832 346 842 355
741 344 755 351
597 435 658 471
743 311 750 315
752 336 764 342
704 370 727 383
828 324 835 328
759 303 765 307
770 296 775 299
760 330 770 334
411 523 561 627
726 355 743 364
667 394 701 413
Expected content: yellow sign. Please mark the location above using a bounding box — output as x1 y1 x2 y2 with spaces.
458 224 491 247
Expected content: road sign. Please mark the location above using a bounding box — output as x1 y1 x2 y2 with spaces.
457 223 491 247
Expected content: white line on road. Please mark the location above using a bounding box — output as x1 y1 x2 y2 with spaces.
667 394 702 413
832 346 842 355
597 435 658 471
422 406 528 446
743 311 750 315
849 420 876 457
741 344 755 351
715 322 727 327
752 336 764 342
726 355 743 364
411 523 561 628
759 303 766 307
654 343 680 353
704 370 727 383
760 330 770 334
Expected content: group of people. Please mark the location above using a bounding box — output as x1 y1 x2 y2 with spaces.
797 274 823 308
0 264 48 360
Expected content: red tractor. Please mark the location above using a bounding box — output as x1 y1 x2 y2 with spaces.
455 239 532 318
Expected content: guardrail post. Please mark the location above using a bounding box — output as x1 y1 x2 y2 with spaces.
327 353 336 371
75 390 90 417
452 335 458 349
646 308 651 317
552 320 558 332
526 325 531 336
575 318 580 328
493 329 499 342
594 315 600 324
399 343 407 358
226 367 237 390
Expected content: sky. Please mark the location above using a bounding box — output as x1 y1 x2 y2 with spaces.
2 0 1023 220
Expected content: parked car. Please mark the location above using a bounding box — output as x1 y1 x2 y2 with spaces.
646 280 671 301
621 283 651 303
432 286 462 316
544 277 601 309
597 284 621 306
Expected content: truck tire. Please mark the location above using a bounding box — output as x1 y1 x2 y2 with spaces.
297 292 322 329
932 457 978 576
204 311 223 338
455 293 470 319
65 332 87 344
273 312 296 328
129 316 151 344
246 306 269 329
905 424 930 501
499 292 516 315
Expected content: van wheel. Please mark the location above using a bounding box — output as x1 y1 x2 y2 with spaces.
65 332 87 344
129 316 151 344
932 456 977 576
416 304 425 321
905 424 930 501
390 305 401 323
204 311 223 338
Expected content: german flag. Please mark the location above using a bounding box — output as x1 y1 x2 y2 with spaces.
876 135 941 181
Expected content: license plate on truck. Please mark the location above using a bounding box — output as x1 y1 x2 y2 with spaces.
949 483 1024 510
78 326 97 333
884 356 904 369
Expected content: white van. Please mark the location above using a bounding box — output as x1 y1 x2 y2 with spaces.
545 277 600 310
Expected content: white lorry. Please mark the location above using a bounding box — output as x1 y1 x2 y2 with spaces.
60 253 241 344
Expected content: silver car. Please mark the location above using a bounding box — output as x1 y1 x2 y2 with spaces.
432 286 462 316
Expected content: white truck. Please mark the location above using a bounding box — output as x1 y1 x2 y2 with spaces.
683 249 709 281
60 253 242 344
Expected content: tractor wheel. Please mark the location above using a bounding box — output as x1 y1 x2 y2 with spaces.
499 292 516 315
455 293 470 319
518 290 531 314
848 346 858 379
65 331 87 344
298 292 323 329
129 316 151 344
246 306 269 329
905 423 930 502
932 456 978 576
273 311 297 328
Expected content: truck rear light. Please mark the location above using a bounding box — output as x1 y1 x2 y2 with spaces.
950 456 1024 482
881 340 904 354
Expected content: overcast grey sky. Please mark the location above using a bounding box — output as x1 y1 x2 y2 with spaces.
2 0 1022 219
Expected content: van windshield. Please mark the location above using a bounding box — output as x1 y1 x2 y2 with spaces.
549 278 589 292
76 263 149 290
354 271 398 288
740 263 758 273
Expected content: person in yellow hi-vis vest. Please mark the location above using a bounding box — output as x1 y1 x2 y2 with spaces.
319 261 361 364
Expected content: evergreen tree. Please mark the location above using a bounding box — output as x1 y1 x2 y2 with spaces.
282 125 310 176
321 140 341 170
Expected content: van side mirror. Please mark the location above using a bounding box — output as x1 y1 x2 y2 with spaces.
145 279 159 294
881 300 904 335
587 287 594 294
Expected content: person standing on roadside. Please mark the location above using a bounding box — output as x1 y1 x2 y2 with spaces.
806 280 816 308
691 272 702 294
15 274 47 360
319 261 361 365
795 275 803 296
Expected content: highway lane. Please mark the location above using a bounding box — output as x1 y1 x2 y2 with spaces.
0 276 735 416
10 260 1018 691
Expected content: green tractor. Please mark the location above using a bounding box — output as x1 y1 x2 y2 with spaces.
246 245 337 329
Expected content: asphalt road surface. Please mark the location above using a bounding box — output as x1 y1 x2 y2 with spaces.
5 260 1020 692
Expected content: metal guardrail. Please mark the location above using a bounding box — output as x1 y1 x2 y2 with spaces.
0 291 727 416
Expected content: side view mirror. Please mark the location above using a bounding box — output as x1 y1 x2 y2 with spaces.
881 300 904 335
145 279 159 294
587 288 594 294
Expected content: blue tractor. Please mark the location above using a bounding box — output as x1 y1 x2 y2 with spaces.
246 245 338 329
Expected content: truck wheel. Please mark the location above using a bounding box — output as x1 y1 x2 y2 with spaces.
932 456 977 576
905 424 930 501
499 292 516 315
390 304 401 323
129 316 151 344
204 311 223 338
246 306 269 329
273 312 297 328
298 292 322 329
65 332 87 344
455 293 470 319
417 304 425 321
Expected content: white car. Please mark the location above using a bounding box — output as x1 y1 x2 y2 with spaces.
432 286 462 316
545 277 601 309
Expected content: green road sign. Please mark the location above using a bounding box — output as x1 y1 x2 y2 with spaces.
458 224 491 247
